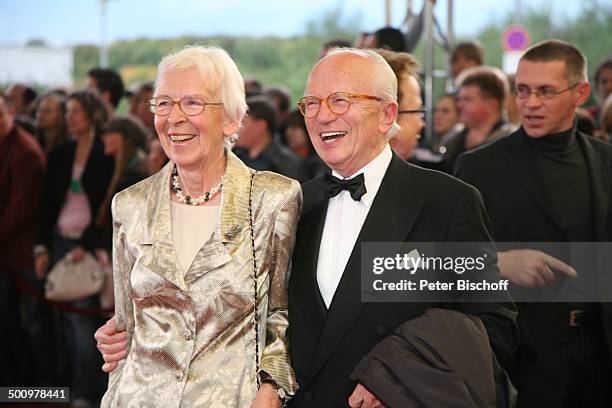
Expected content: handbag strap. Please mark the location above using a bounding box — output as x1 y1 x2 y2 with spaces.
249 171 260 387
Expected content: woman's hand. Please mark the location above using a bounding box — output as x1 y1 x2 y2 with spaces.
34 253 50 279
250 383 281 408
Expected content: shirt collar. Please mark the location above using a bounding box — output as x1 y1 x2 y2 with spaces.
331 144 392 207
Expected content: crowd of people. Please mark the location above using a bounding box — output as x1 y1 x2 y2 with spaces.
1 26 612 408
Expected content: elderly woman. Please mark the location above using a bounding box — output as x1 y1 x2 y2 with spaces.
99 46 300 408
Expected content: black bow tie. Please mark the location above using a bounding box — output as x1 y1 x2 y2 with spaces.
323 173 367 201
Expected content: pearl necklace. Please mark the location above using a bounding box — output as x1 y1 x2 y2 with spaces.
171 166 224 205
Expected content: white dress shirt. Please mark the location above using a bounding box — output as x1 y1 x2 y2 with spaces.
317 144 393 308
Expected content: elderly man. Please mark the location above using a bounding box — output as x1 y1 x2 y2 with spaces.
288 48 516 407
95 48 517 407
455 40 612 407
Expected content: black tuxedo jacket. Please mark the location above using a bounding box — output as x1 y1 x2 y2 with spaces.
455 128 612 407
288 153 518 407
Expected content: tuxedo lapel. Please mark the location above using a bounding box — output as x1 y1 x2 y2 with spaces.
579 133 612 241
503 132 565 232
308 154 422 380
292 177 329 335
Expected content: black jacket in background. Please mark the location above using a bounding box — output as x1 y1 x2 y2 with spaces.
455 127 612 408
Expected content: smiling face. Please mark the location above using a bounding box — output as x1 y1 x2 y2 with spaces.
154 66 238 171
515 59 590 138
304 53 397 177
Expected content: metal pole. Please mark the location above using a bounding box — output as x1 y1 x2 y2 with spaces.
385 0 392 26
423 0 435 143
99 0 108 67
446 0 454 92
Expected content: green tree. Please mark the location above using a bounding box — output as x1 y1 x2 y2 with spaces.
73 45 100 88
25 39 47 47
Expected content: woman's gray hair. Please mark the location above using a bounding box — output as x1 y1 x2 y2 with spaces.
155 45 247 146
322 48 400 138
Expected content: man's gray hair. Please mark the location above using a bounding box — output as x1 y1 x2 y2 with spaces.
317 48 400 138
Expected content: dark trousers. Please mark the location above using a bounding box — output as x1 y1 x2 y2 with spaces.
19 267 66 386
514 323 612 408
0 270 29 385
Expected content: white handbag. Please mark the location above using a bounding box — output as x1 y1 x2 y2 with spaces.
45 252 106 302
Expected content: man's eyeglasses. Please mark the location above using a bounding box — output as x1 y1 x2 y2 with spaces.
398 107 427 119
513 84 580 100
298 92 381 118
149 95 223 116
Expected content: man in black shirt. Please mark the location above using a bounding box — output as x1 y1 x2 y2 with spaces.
455 40 612 408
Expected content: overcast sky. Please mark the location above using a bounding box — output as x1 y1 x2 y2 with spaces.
0 0 594 47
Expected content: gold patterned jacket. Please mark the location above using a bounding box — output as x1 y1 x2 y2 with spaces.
101 151 301 408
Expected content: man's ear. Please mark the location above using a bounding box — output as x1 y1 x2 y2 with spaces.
487 97 501 116
379 101 398 134
574 82 591 107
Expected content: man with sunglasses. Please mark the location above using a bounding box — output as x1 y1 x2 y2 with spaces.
455 39 612 407
288 48 517 407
